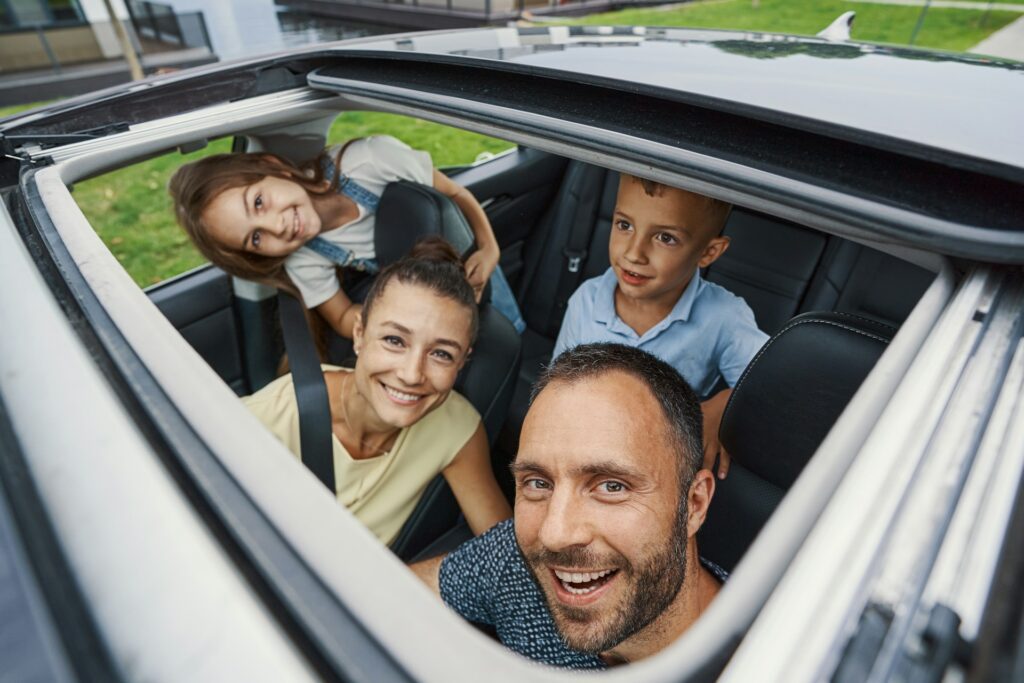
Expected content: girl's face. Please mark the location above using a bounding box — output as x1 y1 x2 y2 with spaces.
202 175 322 257
352 280 473 430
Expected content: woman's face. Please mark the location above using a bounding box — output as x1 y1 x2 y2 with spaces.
352 280 474 430
202 174 322 257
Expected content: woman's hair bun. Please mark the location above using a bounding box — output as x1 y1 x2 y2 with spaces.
408 235 462 267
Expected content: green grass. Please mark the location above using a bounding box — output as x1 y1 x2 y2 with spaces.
72 138 234 286
327 111 514 166
568 0 1019 53
5 0 1016 286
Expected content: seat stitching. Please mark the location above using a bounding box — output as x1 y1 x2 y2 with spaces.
827 311 898 335
721 317 891 428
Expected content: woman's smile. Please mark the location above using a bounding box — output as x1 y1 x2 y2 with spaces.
380 381 426 406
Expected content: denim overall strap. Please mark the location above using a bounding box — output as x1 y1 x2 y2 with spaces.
305 237 380 274
307 152 381 273
321 154 381 212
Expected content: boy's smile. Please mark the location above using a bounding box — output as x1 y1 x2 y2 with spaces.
609 177 730 326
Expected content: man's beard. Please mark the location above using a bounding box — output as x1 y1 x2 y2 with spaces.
521 504 688 655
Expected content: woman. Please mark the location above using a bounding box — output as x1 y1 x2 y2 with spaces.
242 237 511 544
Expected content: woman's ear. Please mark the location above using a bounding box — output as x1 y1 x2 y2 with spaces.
458 346 473 371
352 311 364 354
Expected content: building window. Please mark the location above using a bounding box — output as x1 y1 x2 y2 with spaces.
3 0 83 29
47 0 82 22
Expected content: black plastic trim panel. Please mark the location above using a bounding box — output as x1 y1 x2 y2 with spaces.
12 168 415 683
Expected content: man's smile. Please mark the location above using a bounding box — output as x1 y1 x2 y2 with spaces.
549 566 621 605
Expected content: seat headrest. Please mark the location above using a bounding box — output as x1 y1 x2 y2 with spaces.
375 181 476 267
720 311 895 491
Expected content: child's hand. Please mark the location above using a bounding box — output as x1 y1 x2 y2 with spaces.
464 245 500 303
700 389 733 479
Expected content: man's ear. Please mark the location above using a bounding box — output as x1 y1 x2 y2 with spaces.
697 235 730 269
686 469 716 538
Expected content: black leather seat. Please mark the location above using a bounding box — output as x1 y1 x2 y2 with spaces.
369 181 523 560
698 311 895 572
801 239 934 328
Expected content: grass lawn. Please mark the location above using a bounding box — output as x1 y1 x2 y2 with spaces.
569 0 1020 53
5 0 1016 286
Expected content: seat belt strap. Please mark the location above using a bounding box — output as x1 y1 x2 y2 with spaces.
552 165 604 323
277 291 335 493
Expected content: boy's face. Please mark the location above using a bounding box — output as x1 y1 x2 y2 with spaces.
608 177 730 307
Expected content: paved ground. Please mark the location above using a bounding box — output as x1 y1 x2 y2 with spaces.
969 14 1024 59
0 48 216 107
848 0 1024 10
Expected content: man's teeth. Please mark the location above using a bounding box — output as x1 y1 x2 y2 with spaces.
554 569 614 584
384 385 421 402
553 568 615 596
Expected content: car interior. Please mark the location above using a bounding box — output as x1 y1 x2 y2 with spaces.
80 104 942 670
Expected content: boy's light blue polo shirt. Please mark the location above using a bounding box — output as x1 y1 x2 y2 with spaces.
552 268 768 399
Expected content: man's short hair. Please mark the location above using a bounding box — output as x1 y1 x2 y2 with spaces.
532 343 704 486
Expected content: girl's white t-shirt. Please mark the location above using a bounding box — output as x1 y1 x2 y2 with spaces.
284 135 433 308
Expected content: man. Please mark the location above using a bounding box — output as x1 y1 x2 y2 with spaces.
411 343 723 669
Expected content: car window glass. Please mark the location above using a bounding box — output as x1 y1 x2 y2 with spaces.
327 111 514 169
73 138 233 288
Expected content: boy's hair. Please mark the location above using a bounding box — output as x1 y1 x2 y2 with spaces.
362 236 479 344
168 147 344 295
627 175 733 236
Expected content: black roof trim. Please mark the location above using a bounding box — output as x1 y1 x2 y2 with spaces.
309 54 1024 260
326 50 1024 184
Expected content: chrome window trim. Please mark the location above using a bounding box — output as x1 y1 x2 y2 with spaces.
919 314 1024 638
721 267 1008 682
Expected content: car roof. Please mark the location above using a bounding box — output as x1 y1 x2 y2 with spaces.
350 26 1024 173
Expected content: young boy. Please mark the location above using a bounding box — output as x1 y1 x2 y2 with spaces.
552 175 768 479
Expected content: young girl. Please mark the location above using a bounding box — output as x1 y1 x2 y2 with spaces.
169 135 525 338
242 237 512 545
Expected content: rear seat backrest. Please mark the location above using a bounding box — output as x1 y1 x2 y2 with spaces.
706 210 828 335
801 239 934 327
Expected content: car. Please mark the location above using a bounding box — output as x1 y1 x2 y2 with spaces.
1 23 1023 683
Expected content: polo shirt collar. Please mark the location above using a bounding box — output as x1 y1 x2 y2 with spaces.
596 267 706 329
